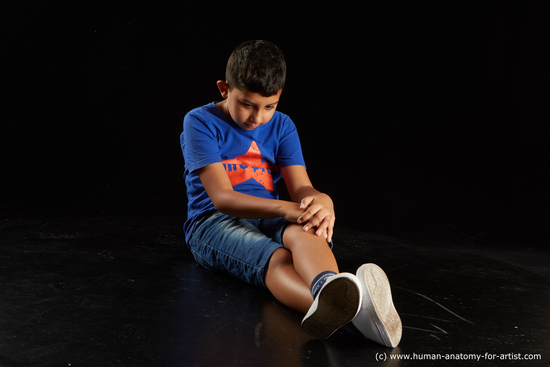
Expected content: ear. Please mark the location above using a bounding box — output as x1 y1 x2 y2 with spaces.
216 80 230 99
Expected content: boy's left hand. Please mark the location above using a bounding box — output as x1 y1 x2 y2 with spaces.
296 194 335 243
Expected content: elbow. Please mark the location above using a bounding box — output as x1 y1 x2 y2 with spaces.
212 201 230 215
209 190 233 215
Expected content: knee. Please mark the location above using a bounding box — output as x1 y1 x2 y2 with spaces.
283 223 316 242
283 223 328 250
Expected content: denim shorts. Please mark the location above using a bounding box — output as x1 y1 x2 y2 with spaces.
187 211 289 288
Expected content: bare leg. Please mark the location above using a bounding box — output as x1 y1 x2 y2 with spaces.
282 223 339 285
264 248 312 313
264 224 339 314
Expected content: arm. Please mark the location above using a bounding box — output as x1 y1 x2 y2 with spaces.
198 163 335 242
197 162 305 223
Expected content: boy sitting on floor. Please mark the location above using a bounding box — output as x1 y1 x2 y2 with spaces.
180 40 401 347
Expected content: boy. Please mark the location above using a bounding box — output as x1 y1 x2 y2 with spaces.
180 40 401 347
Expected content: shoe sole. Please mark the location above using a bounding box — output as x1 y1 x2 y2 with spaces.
302 274 361 339
358 264 402 347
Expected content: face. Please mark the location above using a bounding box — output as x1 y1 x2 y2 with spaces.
216 81 282 131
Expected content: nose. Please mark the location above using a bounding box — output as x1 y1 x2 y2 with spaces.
250 110 265 125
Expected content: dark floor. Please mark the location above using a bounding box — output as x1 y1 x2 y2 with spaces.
0 216 548 366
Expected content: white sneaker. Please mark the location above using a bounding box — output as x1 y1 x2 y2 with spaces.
352 263 402 347
302 273 362 339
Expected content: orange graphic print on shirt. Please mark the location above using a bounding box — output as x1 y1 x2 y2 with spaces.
222 141 278 191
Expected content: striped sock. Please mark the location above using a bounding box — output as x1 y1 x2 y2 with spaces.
310 271 337 299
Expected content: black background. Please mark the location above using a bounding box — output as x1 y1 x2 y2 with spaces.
2 2 548 249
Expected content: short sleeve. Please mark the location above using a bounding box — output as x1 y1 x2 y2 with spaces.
276 117 306 168
181 111 222 173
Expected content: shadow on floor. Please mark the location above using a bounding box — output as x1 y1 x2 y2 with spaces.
0 216 548 366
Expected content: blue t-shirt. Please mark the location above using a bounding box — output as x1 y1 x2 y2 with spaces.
180 102 306 241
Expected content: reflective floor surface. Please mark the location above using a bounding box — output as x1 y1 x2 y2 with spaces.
0 216 548 366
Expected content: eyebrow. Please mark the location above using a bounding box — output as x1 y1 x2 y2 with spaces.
241 98 279 106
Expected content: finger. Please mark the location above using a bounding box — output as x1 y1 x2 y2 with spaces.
300 196 315 210
327 216 335 243
302 211 324 232
298 203 324 226
296 199 314 224
297 203 316 224
310 211 331 237
315 214 332 238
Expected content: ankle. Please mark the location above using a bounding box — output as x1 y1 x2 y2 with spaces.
310 271 337 299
